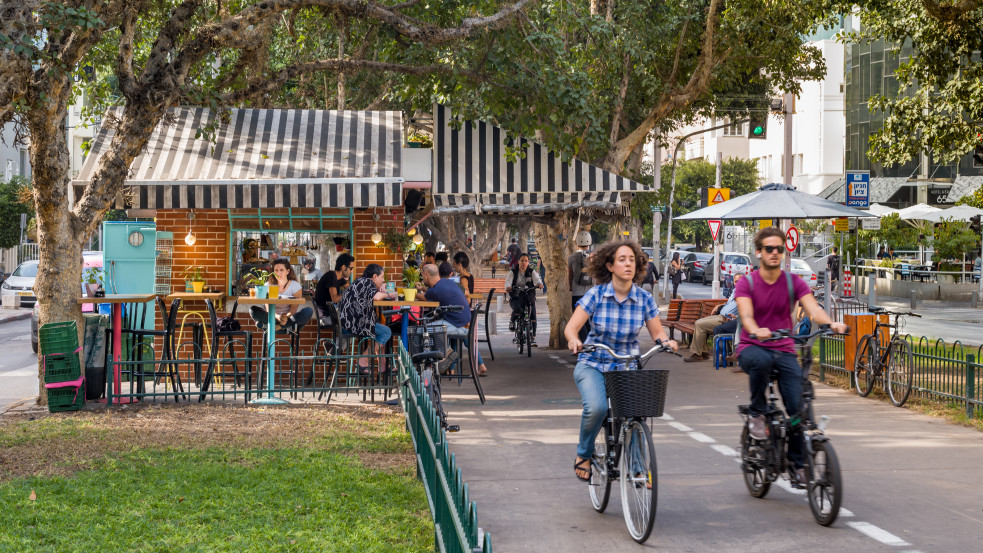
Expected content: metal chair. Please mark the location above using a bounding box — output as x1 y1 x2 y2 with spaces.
123 298 186 401
478 288 495 361
199 299 254 403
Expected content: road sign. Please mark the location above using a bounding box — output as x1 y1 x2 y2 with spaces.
759 219 773 229
861 218 881 230
651 205 666 213
785 225 799 252
708 220 722 242
708 187 730 205
845 171 870 207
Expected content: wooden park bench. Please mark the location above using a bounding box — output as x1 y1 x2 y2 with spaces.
659 299 683 329
473 278 506 295
668 299 726 344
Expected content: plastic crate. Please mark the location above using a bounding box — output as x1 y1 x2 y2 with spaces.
603 369 670 419
43 355 81 384
406 324 448 358
48 382 85 413
39 320 79 357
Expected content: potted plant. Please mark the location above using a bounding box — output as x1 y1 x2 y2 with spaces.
402 266 421 301
183 265 206 293
244 268 272 298
381 228 414 256
83 267 103 297
406 132 432 148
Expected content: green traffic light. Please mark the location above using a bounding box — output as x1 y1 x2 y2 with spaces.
753 126 764 136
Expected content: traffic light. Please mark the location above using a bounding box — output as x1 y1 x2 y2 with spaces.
971 214 982 233
748 115 767 139
697 188 708 208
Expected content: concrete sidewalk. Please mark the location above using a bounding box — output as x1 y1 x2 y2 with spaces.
0 306 31 326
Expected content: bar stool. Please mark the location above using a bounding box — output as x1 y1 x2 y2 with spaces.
713 334 734 371
200 299 254 403
478 289 495 361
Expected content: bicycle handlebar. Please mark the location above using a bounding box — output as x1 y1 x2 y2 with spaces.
763 325 847 345
579 341 682 362
869 305 922 318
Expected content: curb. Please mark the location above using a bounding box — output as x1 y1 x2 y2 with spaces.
0 312 32 326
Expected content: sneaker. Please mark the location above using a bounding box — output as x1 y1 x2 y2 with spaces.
437 350 459 373
790 467 808 488
509 320 516 331
748 415 767 440
683 353 708 363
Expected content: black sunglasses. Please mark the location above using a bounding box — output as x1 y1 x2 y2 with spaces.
762 245 785 254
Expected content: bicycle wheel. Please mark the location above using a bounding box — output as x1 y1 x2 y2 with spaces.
807 439 842 526
525 318 534 357
620 420 657 543
515 321 525 354
740 426 770 498
588 426 611 513
886 340 914 407
854 334 877 397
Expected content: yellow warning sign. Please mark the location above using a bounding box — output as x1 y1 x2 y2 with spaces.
834 218 849 232
758 219 773 229
708 187 730 206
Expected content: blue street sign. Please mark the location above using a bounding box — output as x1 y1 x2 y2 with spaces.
845 171 870 208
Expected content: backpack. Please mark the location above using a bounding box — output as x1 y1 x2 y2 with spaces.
573 251 592 286
734 270 795 348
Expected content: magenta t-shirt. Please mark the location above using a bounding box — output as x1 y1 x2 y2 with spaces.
734 270 812 355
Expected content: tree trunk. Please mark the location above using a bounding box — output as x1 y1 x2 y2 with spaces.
533 215 573 350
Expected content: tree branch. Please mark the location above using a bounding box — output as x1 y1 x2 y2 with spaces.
116 0 140 99
921 0 979 21
607 52 630 150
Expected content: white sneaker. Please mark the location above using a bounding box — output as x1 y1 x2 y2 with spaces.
748 415 767 440
437 351 459 373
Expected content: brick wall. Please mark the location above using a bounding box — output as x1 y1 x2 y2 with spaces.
153 208 404 385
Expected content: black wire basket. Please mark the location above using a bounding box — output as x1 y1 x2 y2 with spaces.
603 369 670 419
406 324 448 357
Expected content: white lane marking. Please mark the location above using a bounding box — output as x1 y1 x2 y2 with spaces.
839 507 855 518
711 444 738 456
658 413 674 421
688 432 715 444
667 421 692 432
846 522 911 546
1 366 37 377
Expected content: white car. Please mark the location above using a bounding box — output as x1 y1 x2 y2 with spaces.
701 252 754 285
1 259 38 307
790 258 818 288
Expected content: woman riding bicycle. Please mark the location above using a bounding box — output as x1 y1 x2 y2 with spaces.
564 240 678 482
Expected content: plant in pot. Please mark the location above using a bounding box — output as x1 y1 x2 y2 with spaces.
402 266 421 301
381 228 414 256
183 265 206 293
244 268 272 298
83 267 103 297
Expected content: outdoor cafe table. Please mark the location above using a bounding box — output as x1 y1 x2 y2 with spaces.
77 293 157 404
164 291 225 356
373 300 439 348
236 296 306 404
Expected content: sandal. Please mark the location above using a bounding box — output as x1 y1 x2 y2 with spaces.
574 457 591 482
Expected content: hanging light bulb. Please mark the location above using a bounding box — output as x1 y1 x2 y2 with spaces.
412 233 423 245
184 211 196 245
407 227 416 236
371 232 383 244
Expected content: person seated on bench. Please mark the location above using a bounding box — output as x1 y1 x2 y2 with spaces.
684 273 744 363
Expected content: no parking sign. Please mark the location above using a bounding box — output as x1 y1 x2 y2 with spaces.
785 225 799 252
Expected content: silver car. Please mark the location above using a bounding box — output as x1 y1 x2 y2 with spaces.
1 259 38 307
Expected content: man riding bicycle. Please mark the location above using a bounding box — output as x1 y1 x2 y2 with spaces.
506 253 543 343
564 240 678 482
735 227 846 486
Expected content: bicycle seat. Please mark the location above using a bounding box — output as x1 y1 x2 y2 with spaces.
412 351 445 363
868 305 885 313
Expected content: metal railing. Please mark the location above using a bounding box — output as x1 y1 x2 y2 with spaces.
397 344 491 553
818 335 983 418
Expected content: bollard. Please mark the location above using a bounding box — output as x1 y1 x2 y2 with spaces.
496 295 503 313
966 354 976 419
973 291 979 309
488 311 497 335
868 274 876 306
910 290 918 310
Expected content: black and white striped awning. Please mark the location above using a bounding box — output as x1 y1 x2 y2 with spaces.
432 104 649 214
73 107 403 209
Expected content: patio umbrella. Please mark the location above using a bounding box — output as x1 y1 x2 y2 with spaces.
922 204 983 223
867 203 898 217
674 183 876 221
895 203 941 221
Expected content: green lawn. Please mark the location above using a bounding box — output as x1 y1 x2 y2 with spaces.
0 405 433 552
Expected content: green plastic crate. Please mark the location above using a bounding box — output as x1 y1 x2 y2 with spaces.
43 355 81 384
39 320 79 356
48 382 85 413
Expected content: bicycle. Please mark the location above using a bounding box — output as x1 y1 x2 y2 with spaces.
738 326 844 526
854 306 920 406
509 284 536 357
389 304 464 433
580 342 680 543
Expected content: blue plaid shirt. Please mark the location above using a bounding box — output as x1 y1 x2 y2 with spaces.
576 282 660 372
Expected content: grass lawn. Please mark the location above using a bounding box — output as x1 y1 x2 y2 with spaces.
0 403 433 552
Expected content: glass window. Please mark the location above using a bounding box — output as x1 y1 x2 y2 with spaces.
12 261 38 277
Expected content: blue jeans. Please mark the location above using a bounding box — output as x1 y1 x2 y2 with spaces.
738 344 805 468
343 323 391 345
433 321 484 366
574 361 607 458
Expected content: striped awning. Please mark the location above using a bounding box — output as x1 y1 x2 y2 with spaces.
73 107 403 209
432 104 650 214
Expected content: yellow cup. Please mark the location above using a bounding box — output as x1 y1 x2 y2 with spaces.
268 285 279 298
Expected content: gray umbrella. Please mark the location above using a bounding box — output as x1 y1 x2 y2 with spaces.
675 183 877 221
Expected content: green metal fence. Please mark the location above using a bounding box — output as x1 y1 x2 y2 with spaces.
819 335 983 418
397 344 491 553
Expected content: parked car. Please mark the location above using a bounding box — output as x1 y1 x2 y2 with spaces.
1 259 38 307
701 252 755 285
682 252 713 282
790 258 818 288
31 302 39 353
30 251 103 353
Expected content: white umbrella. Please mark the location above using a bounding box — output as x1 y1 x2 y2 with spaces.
867 203 898 217
896 203 942 221
922 204 983 223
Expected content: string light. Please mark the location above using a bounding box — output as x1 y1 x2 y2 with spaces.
371 232 383 244
184 211 196 245
412 234 423 245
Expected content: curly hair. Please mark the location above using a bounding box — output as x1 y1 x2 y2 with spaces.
270 258 298 283
588 240 646 285
754 226 785 251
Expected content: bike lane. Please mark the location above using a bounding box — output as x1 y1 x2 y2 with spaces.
444 316 983 552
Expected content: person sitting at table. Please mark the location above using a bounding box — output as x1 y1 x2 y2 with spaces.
876 246 887 259
888 247 896 259
435 251 449 264
424 251 436 265
248 259 314 330
313 253 354 321
421 263 488 376
453 252 475 295
303 258 323 283
338 264 397 373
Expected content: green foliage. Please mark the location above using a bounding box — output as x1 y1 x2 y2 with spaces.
82 267 103 285
381 228 413 256
402 266 421 287
182 265 205 282
244 268 272 286
931 218 978 262
956 188 983 209
875 213 920 250
843 1 983 164
0 177 33 249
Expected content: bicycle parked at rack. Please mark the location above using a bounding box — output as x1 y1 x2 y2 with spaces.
854 306 920 406
581 342 679 543
388 305 464 433
739 326 845 526
510 284 536 357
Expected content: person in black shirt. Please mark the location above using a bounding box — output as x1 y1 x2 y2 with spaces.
435 251 449 264
314 253 354 319
453 252 475 294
